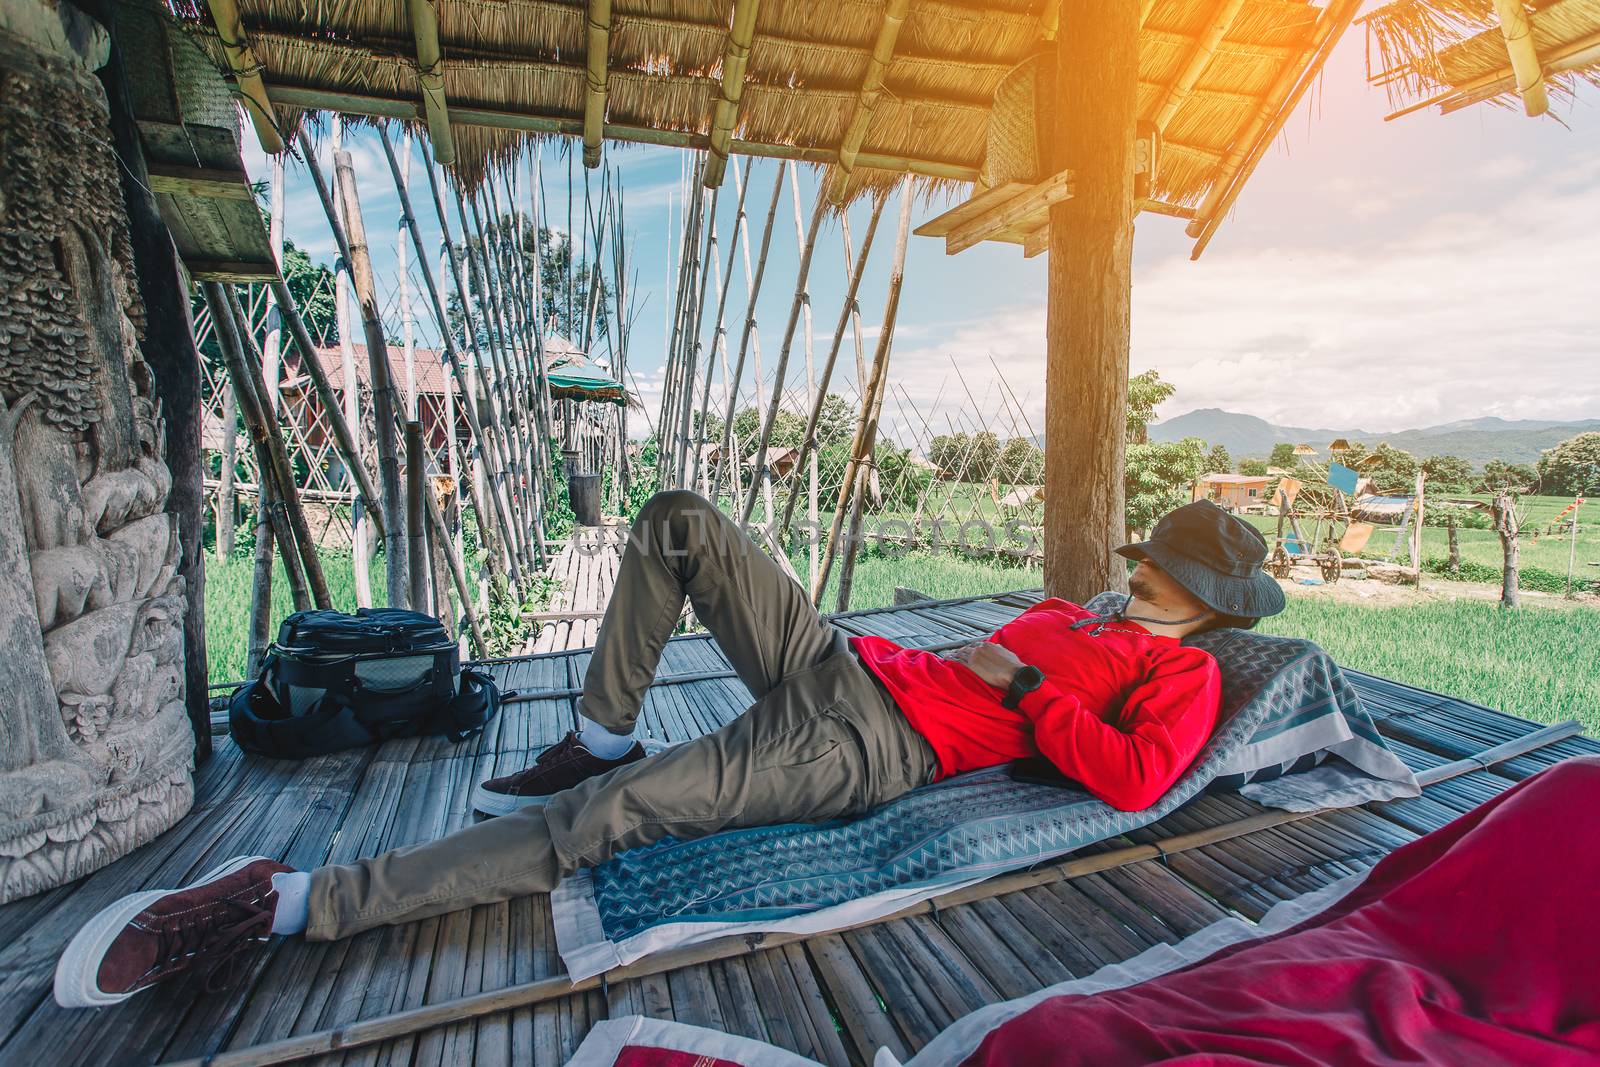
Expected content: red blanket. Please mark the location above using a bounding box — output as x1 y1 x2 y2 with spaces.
963 757 1600 1066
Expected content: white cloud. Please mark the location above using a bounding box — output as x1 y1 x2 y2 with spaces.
874 150 1600 438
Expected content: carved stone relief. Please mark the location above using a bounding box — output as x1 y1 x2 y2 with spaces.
0 7 194 903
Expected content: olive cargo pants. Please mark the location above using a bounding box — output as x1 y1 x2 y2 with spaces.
305 491 937 940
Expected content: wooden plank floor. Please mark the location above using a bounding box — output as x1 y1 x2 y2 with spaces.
521 525 627 654
2 589 1595 1066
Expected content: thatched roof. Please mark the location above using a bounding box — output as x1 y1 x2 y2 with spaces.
1365 0 1600 117
172 0 1359 245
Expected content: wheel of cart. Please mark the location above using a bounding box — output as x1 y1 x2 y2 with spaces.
1268 544 1294 579
1318 547 1343 583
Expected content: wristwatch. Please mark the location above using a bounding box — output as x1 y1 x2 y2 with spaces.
1002 665 1045 709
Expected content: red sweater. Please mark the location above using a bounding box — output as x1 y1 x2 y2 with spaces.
850 598 1222 811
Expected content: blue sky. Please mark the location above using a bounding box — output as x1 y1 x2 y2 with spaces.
242 24 1599 451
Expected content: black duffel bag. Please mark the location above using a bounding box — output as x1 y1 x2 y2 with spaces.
229 608 501 759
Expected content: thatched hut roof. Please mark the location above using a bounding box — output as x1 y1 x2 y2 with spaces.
1365 0 1600 117
173 0 1359 247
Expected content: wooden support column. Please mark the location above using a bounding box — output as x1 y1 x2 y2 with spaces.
703 0 763 188
1491 0 1549 116
825 0 909 203
333 149 411 608
582 0 612 166
203 0 282 152
1043 0 1140 602
407 0 457 162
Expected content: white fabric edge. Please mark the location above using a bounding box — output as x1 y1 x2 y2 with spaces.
877 868 1375 1067
554 872 991 983
565 1015 823 1066
1243 759 1420 812
1210 713 1357 777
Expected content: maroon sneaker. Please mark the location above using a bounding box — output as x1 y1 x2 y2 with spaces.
472 731 646 816
54 855 290 1008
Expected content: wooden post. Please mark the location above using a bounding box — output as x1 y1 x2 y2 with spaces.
1566 505 1580 598
405 421 430 612
246 476 276 677
334 148 410 609
1447 513 1461 575
262 154 285 413
742 186 827 524
1043 0 1139 602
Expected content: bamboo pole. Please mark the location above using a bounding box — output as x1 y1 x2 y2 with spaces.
216 380 237 560
499 164 554 556
825 0 910 203
268 279 387 541
702 0 763 188
406 0 458 163
203 283 311 613
262 155 285 411
156 718 1583 1067
1154 0 1247 130
690 161 750 491
1491 0 1549 117
582 0 613 167
816 182 911 608
658 166 706 484
405 421 430 612
423 464 488 656
741 185 827 524
675 184 721 487
777 195 886 540
334 148 410 608
201 0 282 152
389 135 530 587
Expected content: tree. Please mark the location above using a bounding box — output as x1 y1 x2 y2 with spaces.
1478 459 1537 493
1537 432 1600 496
1126 437 1207 539
814 393 856 449
1238 457 1268 476
1363 444 1419 494
997 437 1045 484
1268 442 1298 469
1204 443 1232 475
1420 454 1473 493
1126 369 1174 444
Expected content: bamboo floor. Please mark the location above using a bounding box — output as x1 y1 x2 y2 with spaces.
2 589 1595 1066
521 524 628 654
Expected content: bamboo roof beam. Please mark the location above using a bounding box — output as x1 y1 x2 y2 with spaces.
1384 27 1600 120
270 84 979 183
406 0 456 164
825 0 911 204
703 0 763 189
1490 0 1550 116
1154 0 1248 130
582 0 612 167
1185 0 1361 258
203 0 282 153
1140 0 1158 26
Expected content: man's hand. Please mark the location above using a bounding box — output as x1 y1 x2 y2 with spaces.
943 641 1027 689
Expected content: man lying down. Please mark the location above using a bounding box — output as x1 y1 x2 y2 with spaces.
54 491 1285 1008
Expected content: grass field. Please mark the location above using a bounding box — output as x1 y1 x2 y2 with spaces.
1241 493 1596 577
204 518 1596 737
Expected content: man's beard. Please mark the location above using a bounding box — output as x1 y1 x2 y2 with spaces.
1127 573 1156 601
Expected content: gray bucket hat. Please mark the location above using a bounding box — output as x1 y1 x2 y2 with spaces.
1115 500 1286 619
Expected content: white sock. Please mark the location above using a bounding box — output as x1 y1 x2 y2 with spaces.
577 717 637 760
269 871 311 935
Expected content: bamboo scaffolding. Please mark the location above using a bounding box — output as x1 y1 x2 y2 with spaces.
777 195 886 541
659 163 707 483
741 184 827 524
334 147 410 608
387 131 531 585
689 161 750 491
823 182 912 610
203 283 312 613
217 284 333 609
156 718 1583 1067
711 162 784 505
675 184 721 487
498 163 555 545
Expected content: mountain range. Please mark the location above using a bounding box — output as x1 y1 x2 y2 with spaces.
1149 409 1600 466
